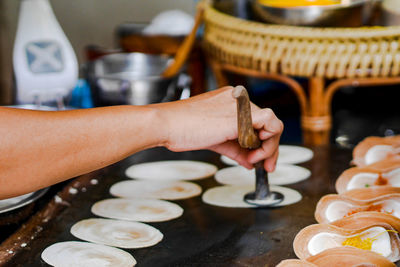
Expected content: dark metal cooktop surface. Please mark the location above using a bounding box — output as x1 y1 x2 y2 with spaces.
4 145 383 267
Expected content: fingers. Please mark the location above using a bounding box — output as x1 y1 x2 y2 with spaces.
247 134 280 171
264 147 279 172
259 130 275 140
253 108 284 135
208 95 282 172
249 107 283 171
209 140 253 169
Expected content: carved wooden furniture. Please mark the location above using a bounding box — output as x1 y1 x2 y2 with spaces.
203 2 400 145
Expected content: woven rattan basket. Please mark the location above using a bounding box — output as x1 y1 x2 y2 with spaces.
204 2 400 79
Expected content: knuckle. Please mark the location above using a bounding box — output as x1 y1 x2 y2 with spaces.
278 119 284 132
265 108 273 115
262 108 273 120
222 86 234 92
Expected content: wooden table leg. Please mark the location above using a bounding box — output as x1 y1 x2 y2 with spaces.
209 63 315 144
208 62 334 146
187 42 206 96
209 60 229 87
206 59 400 146
302 77 331 146
303 76 400 146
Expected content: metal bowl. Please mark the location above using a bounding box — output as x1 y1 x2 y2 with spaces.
5 104 58 111
213 0 253 19
86 53 187 106
5 104 74 111
0 188 48 214
252 0 373 27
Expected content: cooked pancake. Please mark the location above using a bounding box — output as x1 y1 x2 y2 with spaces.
294 223 400 262
221 145 314 166
277 145 314 164
315 194 400 223
41 241 136 267
125 160 217 181
110 180 202 200
277 247 395 267
215 164 310 186
91 198 183 222
202 185 302 208
70 218 163 249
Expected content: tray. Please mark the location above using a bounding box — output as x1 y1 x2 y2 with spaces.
0 188 48 214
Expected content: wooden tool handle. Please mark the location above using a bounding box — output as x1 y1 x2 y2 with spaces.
234 86 274 204
232 86 261 149
161 4 204 78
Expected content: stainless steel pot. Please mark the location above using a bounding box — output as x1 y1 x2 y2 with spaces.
86 53 189 106
213 0 253 19
251 0 374 27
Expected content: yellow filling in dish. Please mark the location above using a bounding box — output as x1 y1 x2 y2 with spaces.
342 230 397 251
342 234 375 250
258 0 341 8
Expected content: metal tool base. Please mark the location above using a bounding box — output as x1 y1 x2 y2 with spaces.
244 191 284 207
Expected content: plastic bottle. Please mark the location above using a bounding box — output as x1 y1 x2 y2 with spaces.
13 0 78 104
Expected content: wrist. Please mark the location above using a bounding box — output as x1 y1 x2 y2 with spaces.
148 104 171 148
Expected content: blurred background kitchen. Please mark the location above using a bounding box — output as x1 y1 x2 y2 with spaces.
4 2 400 265
1 0 400 146
0 0 197 106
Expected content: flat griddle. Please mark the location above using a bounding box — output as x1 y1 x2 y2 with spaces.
2 146 397 267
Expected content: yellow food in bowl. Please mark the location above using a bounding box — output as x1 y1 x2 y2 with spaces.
258 0 341 8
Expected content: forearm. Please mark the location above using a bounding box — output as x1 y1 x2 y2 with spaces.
0 87 283 199
0 106 165 199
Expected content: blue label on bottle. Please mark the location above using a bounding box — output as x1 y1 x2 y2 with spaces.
25 41 64 73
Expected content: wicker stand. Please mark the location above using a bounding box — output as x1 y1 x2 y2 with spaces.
203 2 400 145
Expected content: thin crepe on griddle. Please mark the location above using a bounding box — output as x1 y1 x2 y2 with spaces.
277 259 317 267
352 136 400 167
41 241 136 267
70 218 163 249
214 164 310 186
343 186 400 200
91 198 183 222
335 158 400 193
315 193 400 223
110 180 202 200
330 211 400 230
201 185 302 208
293 220 400 261
125 160 217 181
277 247 395 267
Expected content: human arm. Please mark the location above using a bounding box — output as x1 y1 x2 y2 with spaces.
0 86 283 199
